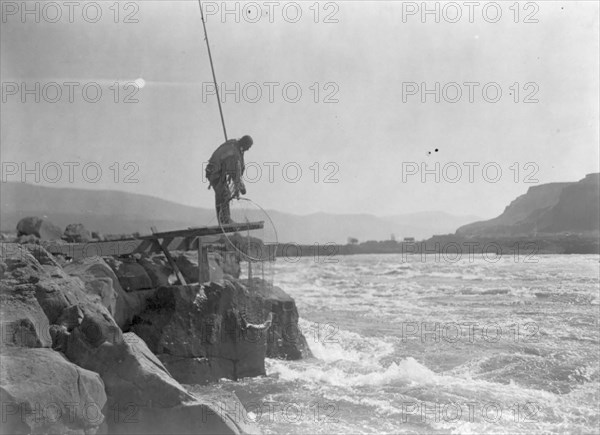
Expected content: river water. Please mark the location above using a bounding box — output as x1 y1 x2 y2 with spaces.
194 254 599 434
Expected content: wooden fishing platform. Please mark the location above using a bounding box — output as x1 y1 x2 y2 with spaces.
46 221 265 284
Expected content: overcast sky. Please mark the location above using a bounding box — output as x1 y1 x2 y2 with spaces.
1 1 598 218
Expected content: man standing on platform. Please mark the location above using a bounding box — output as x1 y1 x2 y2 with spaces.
205 135 253 224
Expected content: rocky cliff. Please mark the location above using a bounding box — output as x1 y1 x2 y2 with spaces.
456 173 600 237
1 232 310 434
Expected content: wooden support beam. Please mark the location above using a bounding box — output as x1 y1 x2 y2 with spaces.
197 237 210 283
150 227 187 285
248 261 252 288
155 237 187 285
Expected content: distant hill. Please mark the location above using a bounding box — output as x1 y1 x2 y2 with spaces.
456 173 600 237
1 182 479 244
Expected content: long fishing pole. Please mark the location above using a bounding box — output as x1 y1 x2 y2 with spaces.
198 1 228 141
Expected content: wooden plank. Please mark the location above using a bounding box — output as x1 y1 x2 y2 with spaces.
44 222 263 260
45 237 204 260
138 221 264 240
197 237 210 283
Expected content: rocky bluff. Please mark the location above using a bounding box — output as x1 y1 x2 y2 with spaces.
1 226 311 434
456 173 600 237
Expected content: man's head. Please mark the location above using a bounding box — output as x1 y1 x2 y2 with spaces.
238 135 253 151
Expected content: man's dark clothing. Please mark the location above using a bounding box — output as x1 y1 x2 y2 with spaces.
206 139 247 224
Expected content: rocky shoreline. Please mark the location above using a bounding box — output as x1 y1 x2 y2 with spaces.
1 219 311 434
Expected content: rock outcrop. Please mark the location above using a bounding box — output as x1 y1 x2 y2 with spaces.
64 257 118 317
131 282 266 384
62 256 150 330
3 212 314 433
1 243 265 434
0 281 52 348
249 279 312 360
0 244 108 434
131 278 311 385
457 173 600 237
541 173 600 233
71 332 255 435
1 346 107 435
16 216 63 241
1 244 52 348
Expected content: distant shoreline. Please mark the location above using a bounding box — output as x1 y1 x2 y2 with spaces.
273 234 600 258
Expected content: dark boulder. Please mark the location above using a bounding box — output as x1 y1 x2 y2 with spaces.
139 255 172 287
63 223 92 243
104 256 153 292
131 282 268 383
131 278 311 384
250 279 312 360
91 231 105 241
16 216 63 241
